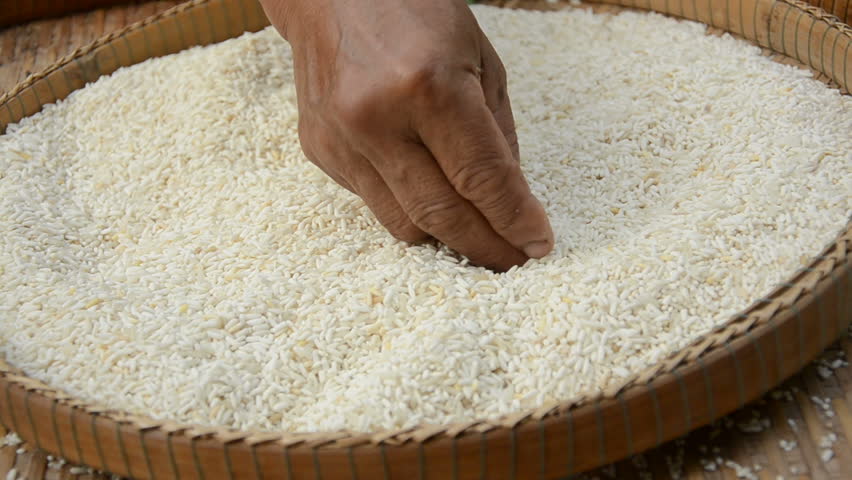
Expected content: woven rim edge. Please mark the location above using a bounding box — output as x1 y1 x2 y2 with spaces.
0 0 850 451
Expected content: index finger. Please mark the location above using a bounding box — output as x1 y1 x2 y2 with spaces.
415 76 554 259
369 141 529 271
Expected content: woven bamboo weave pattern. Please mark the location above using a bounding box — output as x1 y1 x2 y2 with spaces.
0 0 850 479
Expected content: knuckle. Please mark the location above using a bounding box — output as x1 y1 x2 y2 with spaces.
297 124 327 166
455 162 525 230
491 59 508 84
333 59 456 126
488 195 523 232
386 219 428 244
374 204 425 243
297 121 314 149
298 117 326 150
396 60 447 101
407 197 463 233
332 89 377 130
504 129 519 155
451 159 511 198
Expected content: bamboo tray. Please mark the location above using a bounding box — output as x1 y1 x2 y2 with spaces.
0 0 851 478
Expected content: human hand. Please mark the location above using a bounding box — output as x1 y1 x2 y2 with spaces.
260 0 553 270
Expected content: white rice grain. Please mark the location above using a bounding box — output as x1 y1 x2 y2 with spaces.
0 7 850 433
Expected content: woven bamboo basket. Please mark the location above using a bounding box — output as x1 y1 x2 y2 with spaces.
0 0 850 478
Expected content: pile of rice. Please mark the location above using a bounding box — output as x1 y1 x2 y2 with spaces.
0 6 849 433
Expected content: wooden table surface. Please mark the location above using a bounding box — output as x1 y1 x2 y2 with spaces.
1 2 851 479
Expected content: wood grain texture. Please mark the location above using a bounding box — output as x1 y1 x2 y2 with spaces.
0 1 850 479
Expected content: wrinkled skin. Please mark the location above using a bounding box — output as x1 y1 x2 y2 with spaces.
259 0 553 271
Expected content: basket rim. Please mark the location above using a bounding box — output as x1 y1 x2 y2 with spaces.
0 0 850 475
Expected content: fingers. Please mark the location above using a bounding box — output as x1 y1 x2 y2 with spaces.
302 133 426 244
308 157 356 194
298 122 356 194
371 142 528 271
479 36 520 163
348 155 428 244
415 77 554 260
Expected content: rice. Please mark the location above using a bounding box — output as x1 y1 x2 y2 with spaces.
0 6 849 433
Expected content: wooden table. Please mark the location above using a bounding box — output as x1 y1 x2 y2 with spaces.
1 2 851 479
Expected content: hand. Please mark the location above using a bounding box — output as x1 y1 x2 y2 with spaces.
260 0 554 271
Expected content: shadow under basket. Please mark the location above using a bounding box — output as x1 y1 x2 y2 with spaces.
1 0 851 478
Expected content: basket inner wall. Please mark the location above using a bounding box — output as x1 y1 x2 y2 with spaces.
0 1 850 479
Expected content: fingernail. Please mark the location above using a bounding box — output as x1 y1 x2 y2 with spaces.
522 240 552 259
